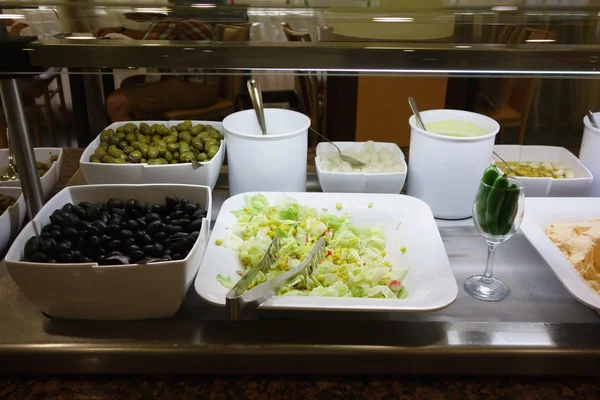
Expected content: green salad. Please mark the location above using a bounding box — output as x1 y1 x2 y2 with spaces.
216 194 409 299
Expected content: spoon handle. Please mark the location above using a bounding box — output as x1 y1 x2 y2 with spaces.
587 110 599 129
408 97 427 131
247 79 268 136
5 128 14 165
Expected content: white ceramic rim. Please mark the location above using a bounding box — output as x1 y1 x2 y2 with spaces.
315 142 408 177
583 113 600 134
223 108 311 140
409 109 500 143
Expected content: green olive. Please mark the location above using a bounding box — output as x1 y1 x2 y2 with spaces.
144 135 152 143
209 130 222 140
116 126 125 134
150 124 159 134
123 146 134 155
199 133 211 144
122 126 133 136
204 138 218 149
125 133 136 143
153 140 167 148
205 124 213 130
139 122 151 135
107 147 123 158
172 151 180 160
125 156 137 163
190 125 203 136
179 141 190 153
129 150 142 161
176 122 187 132
140 143 149 158
167 143 178 153
165 151 173 162
94 146 107 156
180 151 196 162
101 154 114 163
90 156 101 163
163 135 177 144
147 146 159 159
156 146 167 157
109 136 121 146
207 145 220 159
179 132 192 144
151 134 162 143
118 141 129 150
140 158 147 164
131 141 142 150
157 157 168 165
197 152 207 162
100 129 112 143
157 125 169 136
147 158 160 165
136 134 147 143
192 138 204 152
100 141 109 148
171 160 179 164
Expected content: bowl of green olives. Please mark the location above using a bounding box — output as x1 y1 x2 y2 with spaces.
0 148 63 200
0 187 26 257
5 183 211 320
80 120 226 189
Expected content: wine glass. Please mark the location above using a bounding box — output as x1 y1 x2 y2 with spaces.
465 177 525 302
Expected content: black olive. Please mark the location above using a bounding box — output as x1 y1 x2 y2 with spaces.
169 210 185 220
40 232 50 239
107 198 124 210
109 214 123 225
137 201 148 212
111 208 127 218
106 240 122 251
100 234 111 243
28 252 47 262
24 236 42 259
164 216 171 223
126 219 139 231
71 250 82 258
85 206 102 221
105 251 123 258
72 205 86 219
62 227 78 238
119 230 133 241
82 248 95 258
62 203 74 213
168 232 189 241
91 220 107 233
89 226 101 237
167 225 183 235
125 199 137 211
129 250 145 262
50 224 62 232
77 257 92 263
151 204 165 214
49 214 65 226
191 209 207 220
135 231 148 244
95 247 106 258
56 252 73 263
78 229 90 238
145 213 161 223
76 220 93 231
49 230 62 240
154 231 167 242
65 214 80 228
42 224 52 233
142 244 155 255
118 222 127 230
146 220 163 235
172 253 183 260
162 255 172 261
58 210 72 220
47 258 56 263
190 231 200 239
99 211 111 224
56 242 71 253
190 219 203 232
123 237 137 247
126 244 141 253
152 243 165 257
89 236 101 246
183 202 199 213
78 201 92 209
165 196 179 208
94 202 106 210
41 238 57 253
172 219 191 229
179 198 189 207
99 255 130 266
106 224 121 236
136 218 147 230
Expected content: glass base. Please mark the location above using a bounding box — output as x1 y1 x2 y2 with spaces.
464 275 509 302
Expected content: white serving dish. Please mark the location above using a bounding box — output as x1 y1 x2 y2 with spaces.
580 112 600 196
494 145 593 197
80 121 226 190
521 198 600 311
0 147 63 200
0 187 26 257
315 142 407 194
5 184 212 320
195 192 457 312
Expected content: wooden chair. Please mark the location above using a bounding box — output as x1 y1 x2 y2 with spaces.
476 27 556 144
282 26 322 145
163 25 248 121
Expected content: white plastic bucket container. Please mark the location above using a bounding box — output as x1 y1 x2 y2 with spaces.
223 109 310 196
407 109 500 219
580 113 600 196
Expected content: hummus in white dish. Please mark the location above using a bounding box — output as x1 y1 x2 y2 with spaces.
546 218 600 295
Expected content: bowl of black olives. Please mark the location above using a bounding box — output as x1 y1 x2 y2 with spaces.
5 184 211 320
0 187 26 256
0 148 63 200
80 120 225 190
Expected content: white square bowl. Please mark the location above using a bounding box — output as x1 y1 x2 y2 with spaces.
0 187 26 257
493 145 593 197
315 142 407 194
195 192 457 312
0 147 63 200
5 184 212 320
80 121 226 190
521 198 600 311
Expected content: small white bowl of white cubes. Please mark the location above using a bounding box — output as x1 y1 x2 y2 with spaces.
315 141 408 194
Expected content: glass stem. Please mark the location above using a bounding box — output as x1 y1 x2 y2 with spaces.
482 242 499 283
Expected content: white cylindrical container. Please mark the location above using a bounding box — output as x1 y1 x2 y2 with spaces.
406 110 500 219
223 109 310 196
580 113 600 197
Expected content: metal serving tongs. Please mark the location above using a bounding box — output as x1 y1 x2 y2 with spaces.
226 235 326 320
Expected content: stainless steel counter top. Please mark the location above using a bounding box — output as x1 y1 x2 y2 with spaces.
0 174 599 375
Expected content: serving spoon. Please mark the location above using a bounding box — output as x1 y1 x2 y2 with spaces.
1 128 19 182
587 110 598 129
